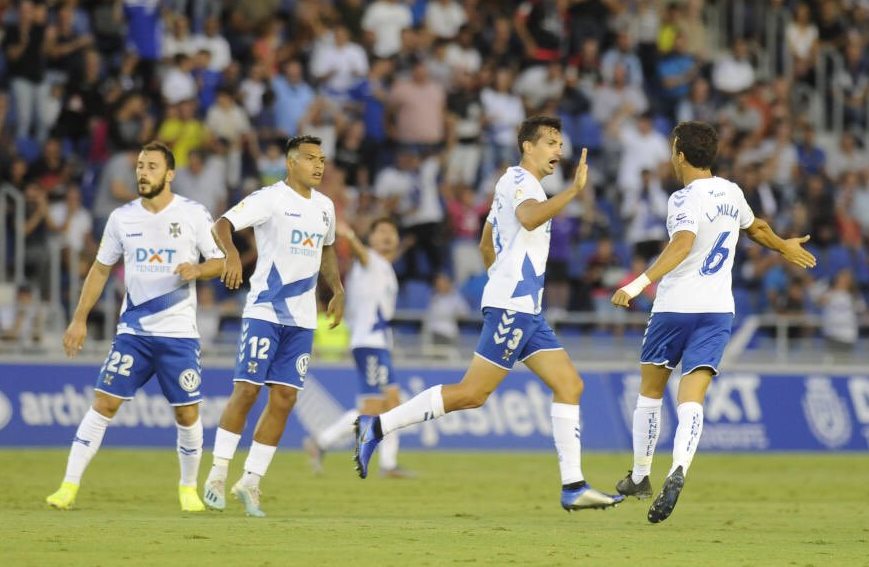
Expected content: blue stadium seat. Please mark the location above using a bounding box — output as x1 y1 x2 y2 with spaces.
15 137 41 164
652 115 673 137
576 114 604 151
460 274 487 310
397 280 432 310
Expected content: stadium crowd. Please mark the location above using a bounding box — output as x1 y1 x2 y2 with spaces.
1 0 867 350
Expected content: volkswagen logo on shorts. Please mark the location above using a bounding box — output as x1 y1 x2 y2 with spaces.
296 353 311 378
0 391 12 431
178 369 201 393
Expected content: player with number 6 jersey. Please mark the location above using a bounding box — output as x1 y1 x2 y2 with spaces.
203 135 344 518
353 117 624 512
47 142 226 513
611 121 817 523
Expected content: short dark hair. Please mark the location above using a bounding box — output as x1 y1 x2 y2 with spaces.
369 216 399 234
285 135 322 155
517 115 562 154
672 121 718 169
140 141 175 170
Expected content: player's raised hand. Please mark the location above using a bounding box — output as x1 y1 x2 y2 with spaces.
63 320 87 358
780 235 817 269
174 262 201 282
572 148 589 193
611 289 632 309
221 251 243 290
326 291 345 329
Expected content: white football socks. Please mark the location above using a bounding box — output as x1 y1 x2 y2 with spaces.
176 418 203 487
242 441 277 488
631 395 663 483
379 385 444 436
670 401 704 477
63 408 111 485
208 428 241 483
316 410 359 450
551 402 584 485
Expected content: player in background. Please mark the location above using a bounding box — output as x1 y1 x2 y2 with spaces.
611 121 816 523
303 217 409 477
47 141 226 512
354 116 624 511
203 135 344 517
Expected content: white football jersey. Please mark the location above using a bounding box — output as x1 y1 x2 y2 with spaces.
223 181 336 329
653 176 756 314
481 166 550 314
96 196 224 338
345 249 398 349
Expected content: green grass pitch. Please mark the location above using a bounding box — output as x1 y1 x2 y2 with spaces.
1 450 867 566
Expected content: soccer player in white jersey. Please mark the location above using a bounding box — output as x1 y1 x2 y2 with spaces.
203 135 344 517
611 121 816 523
303 217 409 476
46 141 226 512
354 116 624 511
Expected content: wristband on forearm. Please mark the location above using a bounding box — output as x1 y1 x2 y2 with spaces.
620 273 651 299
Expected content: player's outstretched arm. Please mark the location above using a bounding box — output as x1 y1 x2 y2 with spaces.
743 218 817 269
320 244 345 329
515 148 588 231
174 258 225 282
63 261 113 357
211 217 243 289
612 231 696 308
479 221 495 269
336 221 370 266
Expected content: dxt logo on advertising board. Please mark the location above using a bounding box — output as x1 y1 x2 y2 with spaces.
289 230 324 257
134 248 177 273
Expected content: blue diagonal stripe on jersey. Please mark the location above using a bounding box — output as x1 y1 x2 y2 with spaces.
254 263 318 325
511 254 545 311
371 306 390 333
119 286 191 334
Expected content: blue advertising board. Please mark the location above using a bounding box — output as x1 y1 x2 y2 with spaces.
0 363 867 451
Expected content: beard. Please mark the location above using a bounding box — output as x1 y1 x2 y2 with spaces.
138 174 168 199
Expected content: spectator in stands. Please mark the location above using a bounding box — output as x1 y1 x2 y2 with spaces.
334 119 372 190
423 273 469 346
47 184 96 267
803 174 837 247
836 37 869 130
257 141 286 187
192 49 221 111
819 269 865 359
712 37 756 96
481 67 525 175
239 61 268 118
193 16 231 72
612 111 670 195
362 0 413 58
719 91 764 137
514 61 566 112
311 23 369 103
23 181 57 297
786 2 819 86
676 77 717 123
760 120 799 200
592 62 648 125
93 150 137 228
426 0 466 40
444 25 482 75
796 125 827 178
45 2 95 85
621 168 668 261
656 33 698 119
157 98 208 168
827 132 866 180
0 284 43 346
601 29 644 88
205 88 252 188
122 0 162 95
444 184 487 286
816 0 847 48
388 57 446 152
514 0 569 64
272 58 315 138
3 0 52 141
163 13 197 60
835 172 865 250
172 149 227 218
161 53 198 106
545 210 579 316
482 15 521 68
445 70 483 189
853 172 869 236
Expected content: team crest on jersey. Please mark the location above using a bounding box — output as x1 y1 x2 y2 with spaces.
296 353 311 378
169 222 181 238
178 369 201 392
